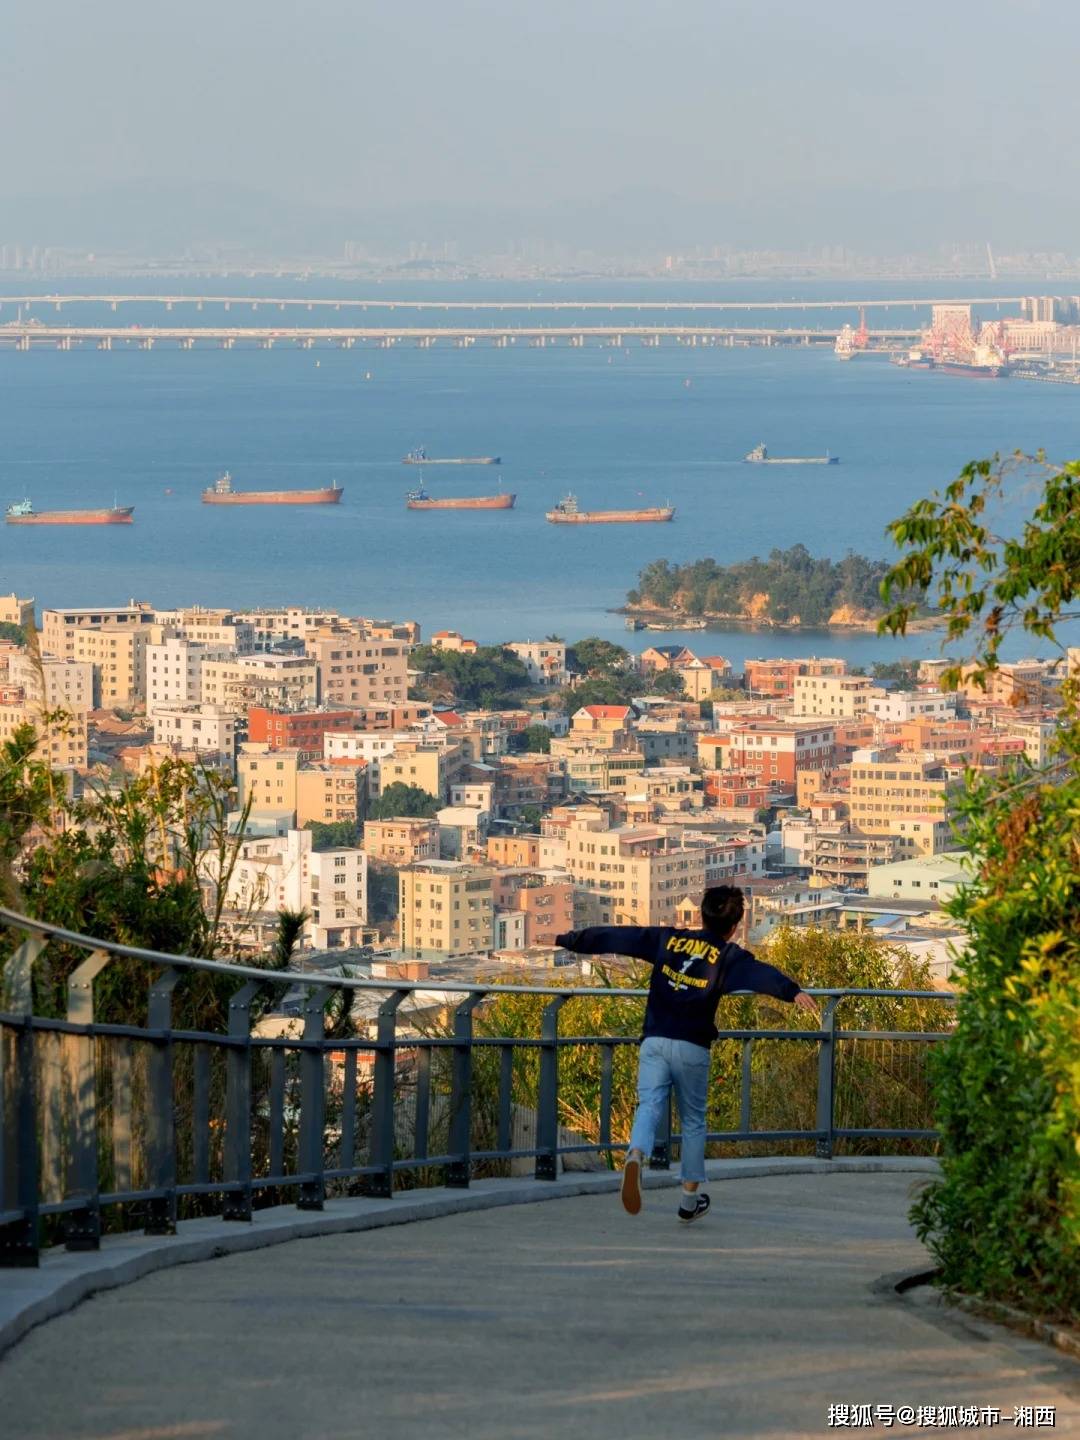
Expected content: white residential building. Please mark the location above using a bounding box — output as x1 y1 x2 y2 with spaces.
505 640 568 687
866 690 957 725
7 653 93 712
147 638 233 710
213 828 367 950
151 704 238 758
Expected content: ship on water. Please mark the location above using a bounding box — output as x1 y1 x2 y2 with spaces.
402 447 501 466
744 444 839 465
6 499 134 526
201 472 344 505
545 493 675 525
406 486 515 510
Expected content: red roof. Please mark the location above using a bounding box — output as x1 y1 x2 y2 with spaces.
581 705 631 718
704 656 731 669
433 709 467 727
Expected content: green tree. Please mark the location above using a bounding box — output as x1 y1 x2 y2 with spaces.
567 636 631 676
0 621 26 647
305 819 361 850
881 452 1080 1321
518 804 544 831
367 861 400 924
560 675 637 713
519 724 552 753
409 645 531 710
650 669 686 696
368 782 441 820
871 660 921 687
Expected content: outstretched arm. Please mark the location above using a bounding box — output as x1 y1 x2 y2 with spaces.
555 926 661 963
723 947 819 1015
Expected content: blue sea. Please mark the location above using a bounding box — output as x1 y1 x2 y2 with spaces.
2 278 1077 668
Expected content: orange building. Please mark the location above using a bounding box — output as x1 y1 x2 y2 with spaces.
744 656 846 700
726 718 835 787
247 706 357 758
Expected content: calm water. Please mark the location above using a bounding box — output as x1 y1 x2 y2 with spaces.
2 280 1077 667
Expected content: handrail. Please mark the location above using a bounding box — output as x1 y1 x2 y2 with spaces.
0 904 955 1267
0 906 953 1002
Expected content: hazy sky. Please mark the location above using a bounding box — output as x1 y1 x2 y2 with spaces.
2 0 1076 250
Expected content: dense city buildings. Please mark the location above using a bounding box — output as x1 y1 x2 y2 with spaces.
6 586 1069 972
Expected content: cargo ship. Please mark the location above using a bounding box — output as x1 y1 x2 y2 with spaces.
402 448 500 466
6 499 134 526
406 486 515 510
545 493 675 524
744 444 839 465
202 473 343 505
933 359 1009 380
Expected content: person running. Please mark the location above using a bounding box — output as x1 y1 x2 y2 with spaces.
556 885 818 1223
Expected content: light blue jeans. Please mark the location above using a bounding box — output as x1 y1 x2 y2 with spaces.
628 1035 711 1183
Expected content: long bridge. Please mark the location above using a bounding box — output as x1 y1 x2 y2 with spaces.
0 292 1024 313
0 323 923 351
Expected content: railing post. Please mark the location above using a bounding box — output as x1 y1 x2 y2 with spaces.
64 949 111 1250
297 986 329 1210
1 932 45 1267
146 966 180 1235
447 994 484 1189
223 980 267 1222
534 995 567 1182
815 996 840 1160
364 989 407 1198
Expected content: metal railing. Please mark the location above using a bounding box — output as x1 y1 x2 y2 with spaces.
0 907 955 1268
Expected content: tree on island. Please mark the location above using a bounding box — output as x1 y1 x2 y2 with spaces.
648 669 687 697
367 782 441 821
629 545 905 625
305 820 361 850
0 622 27 647
567 636 631 676
881 451 1080 1321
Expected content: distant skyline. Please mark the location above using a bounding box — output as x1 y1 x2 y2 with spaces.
2 0 1076 255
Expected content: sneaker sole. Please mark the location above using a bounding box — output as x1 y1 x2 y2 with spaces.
620 1157 642 1215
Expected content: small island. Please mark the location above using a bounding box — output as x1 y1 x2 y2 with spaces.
624 545 934 630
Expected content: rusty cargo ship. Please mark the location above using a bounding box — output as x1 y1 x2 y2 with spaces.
406 486 515 510
6 499 134 525
545 493 675 524
202 473 343 505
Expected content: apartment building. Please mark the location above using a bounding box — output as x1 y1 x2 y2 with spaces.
0 694 87 770
71 627 151 709
0 594 35 630
377 740 465 801
636 722 697 764
7 653 93 712
201 654 318 714
214 828 367 950
232 606 341 650
563 818 719 927
724 718 835 786
296 764 364 828
41 602 156 660
744 656 846 699
151 704 237 759
866 690 957 725
437 804 490 860
848 749 958 855
153 607 256 654
491 755 567 816
566 704 636 745
562 746 646 795
147 638 232 710
305 625 409 707
806 824 897 893
363 818 439 865
792 674 879 720
399 862 496 958
504 639 567 686
490 873 575 948
247 706 357 759
237 745 301 817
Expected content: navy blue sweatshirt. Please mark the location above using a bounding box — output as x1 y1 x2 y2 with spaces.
555 925 802 1050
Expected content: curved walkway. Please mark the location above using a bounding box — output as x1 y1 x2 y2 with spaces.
3 1172 1077 1439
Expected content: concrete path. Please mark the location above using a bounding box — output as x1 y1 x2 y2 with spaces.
2 1173 1077 1439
